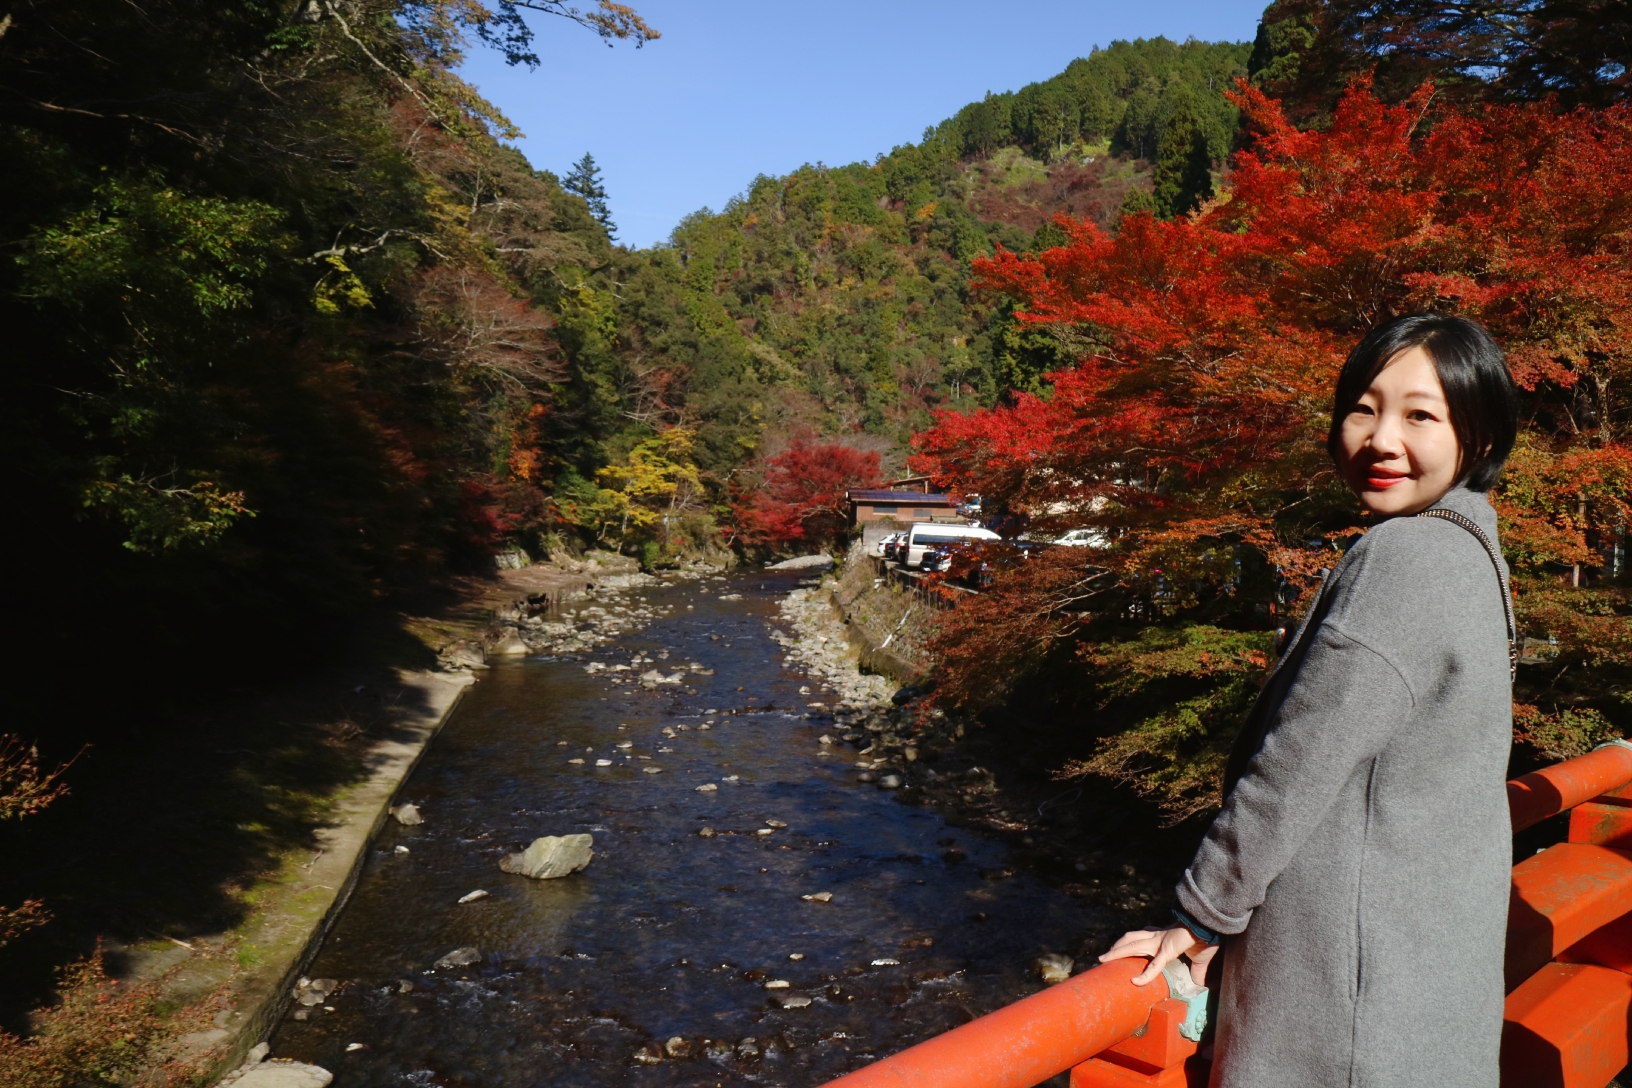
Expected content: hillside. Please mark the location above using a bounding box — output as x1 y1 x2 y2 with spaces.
542 37 1252 556
0 2 1248 763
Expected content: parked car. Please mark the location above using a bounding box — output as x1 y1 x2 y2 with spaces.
1053 527 1108 548
883 533 907 563
874 531 903 558
918 542 958 572
919 538 983 583
903 522 1001 568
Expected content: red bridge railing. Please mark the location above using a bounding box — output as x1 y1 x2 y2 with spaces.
821 741 1632 1088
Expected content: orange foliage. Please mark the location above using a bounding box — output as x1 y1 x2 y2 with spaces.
911 78 1631 803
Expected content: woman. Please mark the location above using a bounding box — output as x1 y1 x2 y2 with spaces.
1100 313 1521 1088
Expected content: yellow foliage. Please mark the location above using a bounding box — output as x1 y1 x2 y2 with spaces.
585 429 703 547
312 254 373 314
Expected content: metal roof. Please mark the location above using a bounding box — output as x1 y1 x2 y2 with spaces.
847 490 955 503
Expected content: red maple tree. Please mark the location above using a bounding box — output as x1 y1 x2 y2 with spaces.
734 439 883 550
911 78 1632 817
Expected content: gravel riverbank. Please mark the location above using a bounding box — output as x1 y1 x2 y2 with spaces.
772 565 1192 955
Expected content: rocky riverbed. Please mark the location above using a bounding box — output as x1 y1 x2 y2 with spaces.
436 554 729 669
263 565 1119 1087
772 567 1188 942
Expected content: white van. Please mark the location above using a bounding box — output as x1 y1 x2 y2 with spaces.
903 523 1000 569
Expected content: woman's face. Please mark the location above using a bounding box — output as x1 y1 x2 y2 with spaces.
1338 346 1463 516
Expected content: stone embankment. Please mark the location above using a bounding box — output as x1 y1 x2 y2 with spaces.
772 576 977 799
180 552 730 1086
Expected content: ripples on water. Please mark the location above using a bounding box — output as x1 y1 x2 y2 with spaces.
273 572 1101 1086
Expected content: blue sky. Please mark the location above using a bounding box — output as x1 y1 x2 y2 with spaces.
457 0 1269 248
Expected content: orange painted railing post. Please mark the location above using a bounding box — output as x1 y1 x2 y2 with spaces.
1070 995 1206 1087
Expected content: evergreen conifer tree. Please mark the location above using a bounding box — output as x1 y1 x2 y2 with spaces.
1151 87 1214 219
565 152 617 238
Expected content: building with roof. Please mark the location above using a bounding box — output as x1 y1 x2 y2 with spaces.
847 490 961 545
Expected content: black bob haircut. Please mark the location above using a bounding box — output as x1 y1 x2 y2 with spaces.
1327 313 1520 493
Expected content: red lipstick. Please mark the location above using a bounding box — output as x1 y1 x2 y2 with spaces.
1364 468 1408 489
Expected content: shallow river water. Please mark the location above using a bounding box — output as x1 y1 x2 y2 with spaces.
273 571 1099 1086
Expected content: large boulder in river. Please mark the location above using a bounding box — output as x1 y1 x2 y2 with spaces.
500 834 594 879
442 641 486 669
434 947 481 969
486 626 530 656
225 1061 333 1088
765 554 834 570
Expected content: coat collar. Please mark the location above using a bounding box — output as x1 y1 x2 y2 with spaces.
1423 485 1499 537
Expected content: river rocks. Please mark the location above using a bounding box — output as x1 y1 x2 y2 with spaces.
486 627 529 656
763 979 789 989
877 774 902 790
500 834 594 879
222 1060 333 1088
766 554 835 570
440 641 486 670
642 766 663 774
434 947 480 969
801 891 833 903
456 889 489 904
632 1044 664 1064
772 991 813 1008
293 978 338 1006
698 826 716 837
664 1036 693 1059
577 549 640 573
736 1038 761 1060
694 783 717 792
772 580 897 709
1034 953 1075 984
390 804 423 826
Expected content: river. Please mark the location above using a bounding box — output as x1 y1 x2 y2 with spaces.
271 569 1100 1086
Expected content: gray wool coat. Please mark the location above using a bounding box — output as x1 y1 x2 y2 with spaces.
1176 486 1514 1088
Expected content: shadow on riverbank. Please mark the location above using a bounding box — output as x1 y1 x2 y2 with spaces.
0 562 585 1035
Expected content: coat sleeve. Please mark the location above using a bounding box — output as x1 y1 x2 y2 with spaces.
1175 619 1416 936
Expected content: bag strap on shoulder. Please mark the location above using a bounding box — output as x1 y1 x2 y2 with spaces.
1415 507 1517 680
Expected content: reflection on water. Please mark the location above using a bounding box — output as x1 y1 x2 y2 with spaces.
272 573 1104 1085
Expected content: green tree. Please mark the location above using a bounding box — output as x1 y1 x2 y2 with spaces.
1151 85 1214 218
564 152 617 237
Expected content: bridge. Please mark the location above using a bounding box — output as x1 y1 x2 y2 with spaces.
817 741 1632 1088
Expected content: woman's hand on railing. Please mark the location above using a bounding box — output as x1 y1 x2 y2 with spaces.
1098 925 1218 987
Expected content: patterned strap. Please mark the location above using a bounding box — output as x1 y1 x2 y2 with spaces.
1415 508 1517 680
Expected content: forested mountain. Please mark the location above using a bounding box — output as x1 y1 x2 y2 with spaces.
1 7 1251 709
547 37 1251 552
